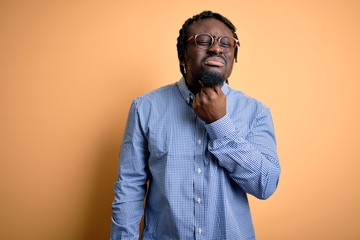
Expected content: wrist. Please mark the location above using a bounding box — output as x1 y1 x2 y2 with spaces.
205 114 236 139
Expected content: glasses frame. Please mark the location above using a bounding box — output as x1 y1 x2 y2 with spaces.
187 33 240 51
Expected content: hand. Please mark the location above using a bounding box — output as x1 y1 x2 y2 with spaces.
192 84 226 124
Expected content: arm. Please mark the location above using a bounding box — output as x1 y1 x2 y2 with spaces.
111 99 149 239
192 85 280 199
205 108 280 199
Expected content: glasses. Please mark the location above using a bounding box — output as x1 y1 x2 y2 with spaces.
187 33 239 52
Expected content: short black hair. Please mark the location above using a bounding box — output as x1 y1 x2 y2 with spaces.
176 10 239 78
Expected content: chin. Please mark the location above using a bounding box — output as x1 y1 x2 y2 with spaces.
198 71 225 87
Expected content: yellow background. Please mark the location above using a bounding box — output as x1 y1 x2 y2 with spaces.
1 0 359 239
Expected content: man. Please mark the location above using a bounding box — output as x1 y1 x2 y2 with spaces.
111 10 280 240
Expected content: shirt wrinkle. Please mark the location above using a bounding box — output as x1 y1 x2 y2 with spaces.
111 77 280 240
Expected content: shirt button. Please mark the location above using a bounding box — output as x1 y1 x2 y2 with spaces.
197 139 202 145
197 168 202 174
197 197 201 204
198 228 202 235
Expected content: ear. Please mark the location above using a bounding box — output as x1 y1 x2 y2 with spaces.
181 62 187 74
181 58 187 68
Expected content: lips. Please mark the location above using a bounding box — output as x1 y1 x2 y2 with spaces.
204 56 226 67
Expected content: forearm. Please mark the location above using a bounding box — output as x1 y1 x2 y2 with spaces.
206 111 280 199
111 180 146 240
111 99 149 239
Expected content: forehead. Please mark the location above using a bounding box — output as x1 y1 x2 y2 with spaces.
187 18 233 36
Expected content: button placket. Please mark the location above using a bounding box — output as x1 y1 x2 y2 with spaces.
194 117 206 239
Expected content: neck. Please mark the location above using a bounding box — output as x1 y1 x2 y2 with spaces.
184 78 201 94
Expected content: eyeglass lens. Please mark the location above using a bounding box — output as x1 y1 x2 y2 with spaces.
195 34 234 50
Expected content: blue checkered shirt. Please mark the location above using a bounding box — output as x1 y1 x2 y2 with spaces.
111 77 280 240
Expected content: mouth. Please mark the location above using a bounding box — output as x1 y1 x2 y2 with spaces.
204 56 226 67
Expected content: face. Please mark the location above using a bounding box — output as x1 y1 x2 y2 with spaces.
183 18 237 92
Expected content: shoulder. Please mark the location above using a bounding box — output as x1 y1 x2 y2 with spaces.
226 86 274 133
133 82 178 106
227 86 269 114
130 82 180 119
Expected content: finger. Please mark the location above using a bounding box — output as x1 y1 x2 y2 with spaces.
201 86 217 96
213 85 224 95
198 80 204 88
191 100 196 109
201 88 209 96
192 92 201 107
195 91 208 106
191 95 197 108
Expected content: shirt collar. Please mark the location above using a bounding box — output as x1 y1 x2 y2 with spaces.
177 77 230 104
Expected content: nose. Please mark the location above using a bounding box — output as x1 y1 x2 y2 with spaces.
208 40 223 54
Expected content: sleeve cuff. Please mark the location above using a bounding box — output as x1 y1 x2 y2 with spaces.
205 114 236 139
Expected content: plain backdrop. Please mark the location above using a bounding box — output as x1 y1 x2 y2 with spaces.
1 0 359 239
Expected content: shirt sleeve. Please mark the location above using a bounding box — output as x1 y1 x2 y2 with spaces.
111 99 149 240
205 107 280 200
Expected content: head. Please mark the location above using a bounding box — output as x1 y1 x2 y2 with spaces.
177 11 239 92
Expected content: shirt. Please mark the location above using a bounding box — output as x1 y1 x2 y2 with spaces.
111 77 281 240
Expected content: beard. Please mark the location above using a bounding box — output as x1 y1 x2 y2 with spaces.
197 71 226 87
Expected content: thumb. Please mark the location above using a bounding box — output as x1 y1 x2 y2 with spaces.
198 80 204 88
